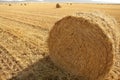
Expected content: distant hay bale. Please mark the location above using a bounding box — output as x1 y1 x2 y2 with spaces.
56 3 61 8
70 3 72 5
24 3 27 6
48 12 120 80
9 4 11 6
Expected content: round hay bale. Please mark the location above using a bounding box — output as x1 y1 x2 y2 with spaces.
56 3 61 8
70 3 72 5
9 4 11 6
48 12 120 80
24 3 27 6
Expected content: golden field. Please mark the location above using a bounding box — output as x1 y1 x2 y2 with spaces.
0 3 120 80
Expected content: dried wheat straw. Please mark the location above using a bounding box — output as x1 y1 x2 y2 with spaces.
48 12 120 80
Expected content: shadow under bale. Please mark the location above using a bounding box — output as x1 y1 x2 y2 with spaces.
9 56 84 80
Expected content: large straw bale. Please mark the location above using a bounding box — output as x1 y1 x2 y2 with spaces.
48 12 120 80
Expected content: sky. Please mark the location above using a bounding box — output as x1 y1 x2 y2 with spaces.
93 0 120 3
0 0 120 3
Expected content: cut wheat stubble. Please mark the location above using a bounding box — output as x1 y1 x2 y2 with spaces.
48 12 120 80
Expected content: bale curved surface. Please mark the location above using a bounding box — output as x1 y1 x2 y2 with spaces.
48 12 120 80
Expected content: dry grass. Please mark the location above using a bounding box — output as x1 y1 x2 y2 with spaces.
0 3 120 80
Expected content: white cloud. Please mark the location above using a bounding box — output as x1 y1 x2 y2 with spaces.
92 0 120 3
1 0 25 1
38 0 44 1
14 0 25 1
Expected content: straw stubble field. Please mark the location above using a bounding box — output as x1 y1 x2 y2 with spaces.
0 3 120 80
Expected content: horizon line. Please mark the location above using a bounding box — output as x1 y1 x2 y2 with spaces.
0 1 120 4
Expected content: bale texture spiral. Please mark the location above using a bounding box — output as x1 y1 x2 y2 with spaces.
48 12 120 80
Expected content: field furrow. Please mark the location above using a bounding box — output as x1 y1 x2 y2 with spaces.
0 17 48 50
0 44 23 80
0 15 49 31
1 9 61 18
0 11 59 29
0 25 47 80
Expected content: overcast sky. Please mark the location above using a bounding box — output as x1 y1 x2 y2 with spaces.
0 0 120 3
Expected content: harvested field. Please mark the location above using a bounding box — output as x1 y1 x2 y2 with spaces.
0 3 120 80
